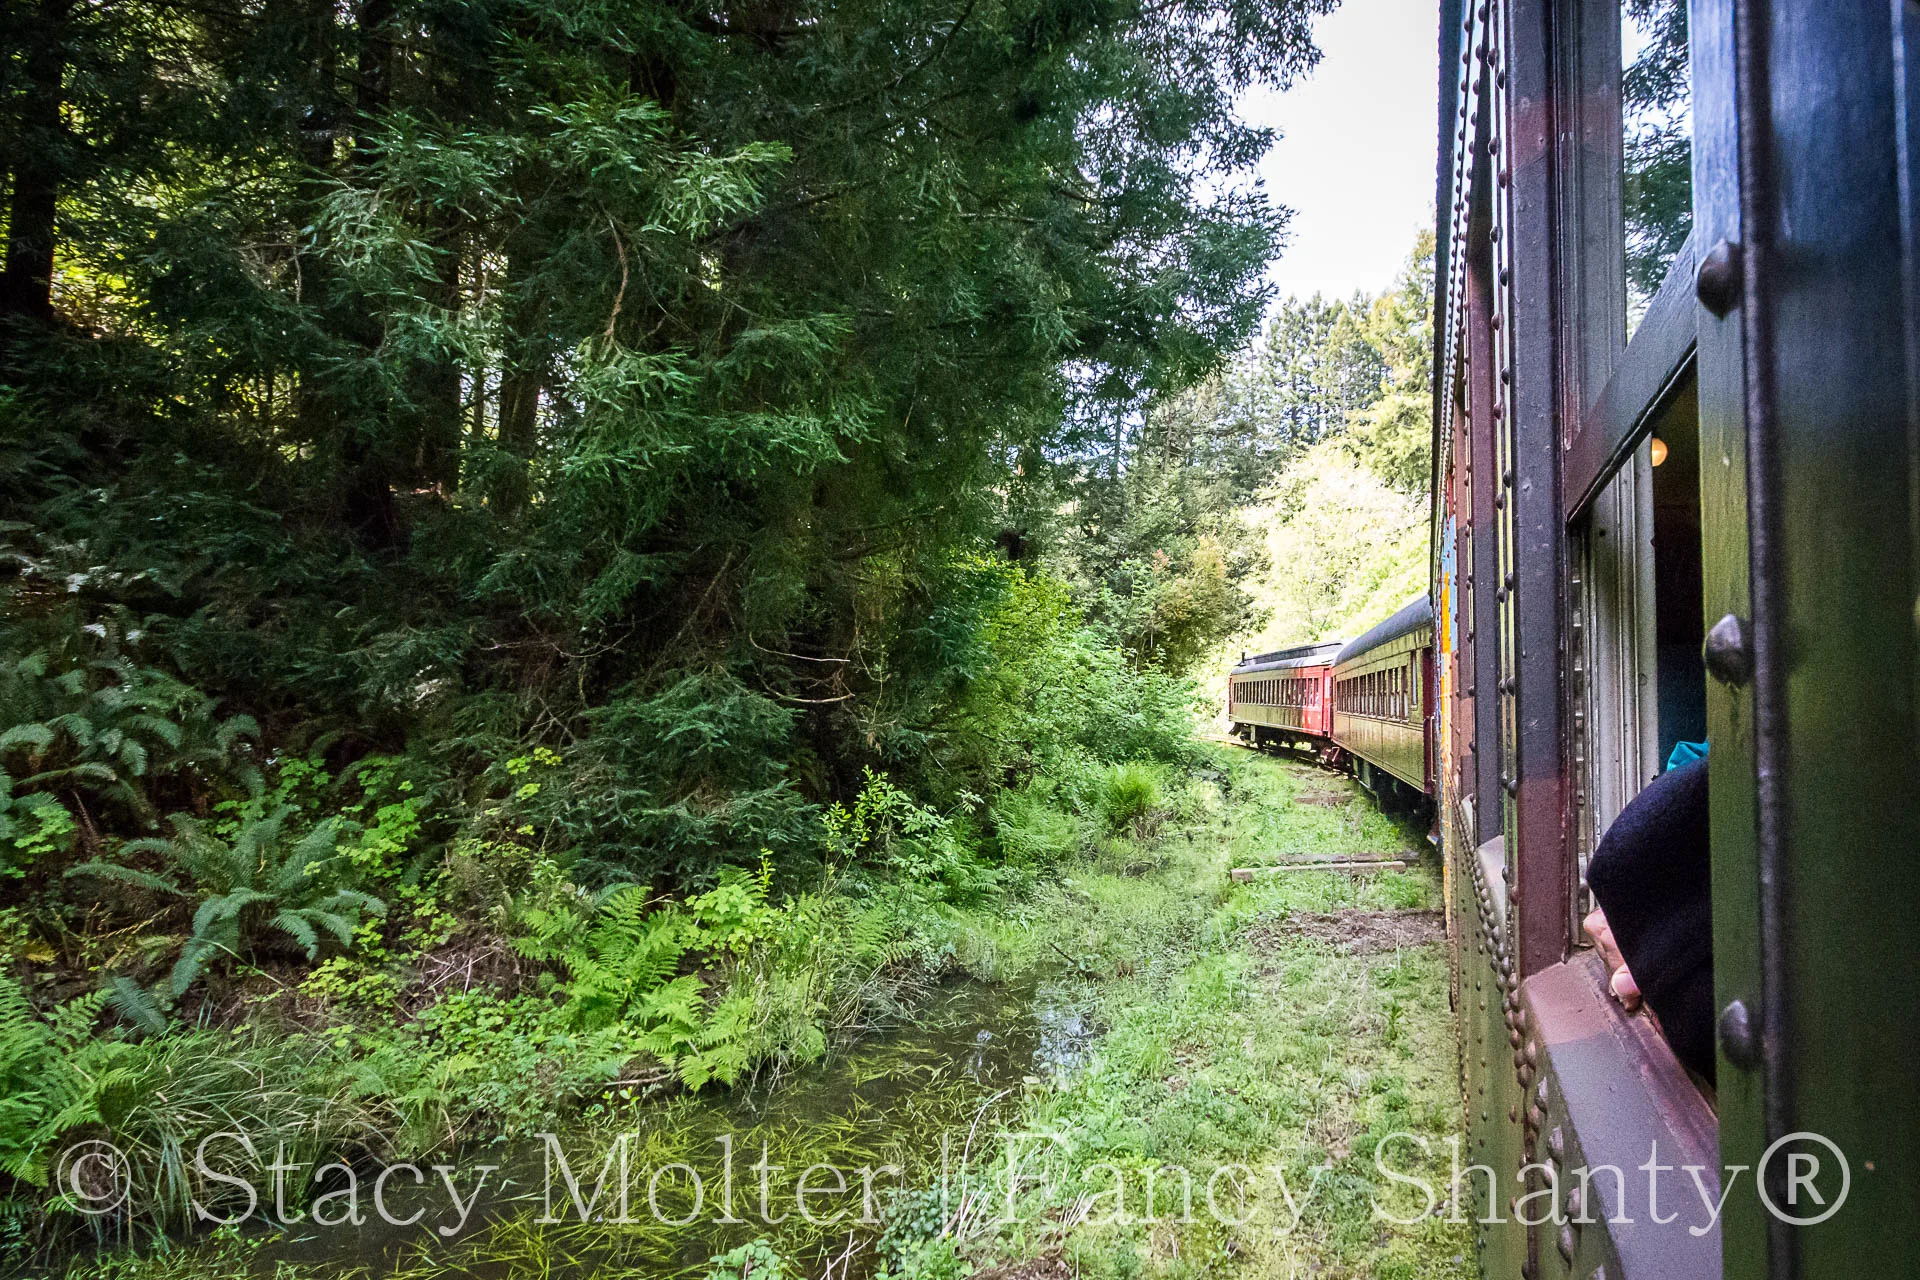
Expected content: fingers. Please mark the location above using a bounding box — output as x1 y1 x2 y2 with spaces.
1581 906 1615 951
1584 906 1641 1011
1609 963 1642 1012
1583 907 1624 970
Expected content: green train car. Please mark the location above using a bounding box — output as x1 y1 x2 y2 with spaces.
1429 0 1920 1277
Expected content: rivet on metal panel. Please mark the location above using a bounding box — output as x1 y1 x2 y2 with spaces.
1503 775 1518 796
1719 998 1758 1070
1694 238 1742 316
1703 613 1752 686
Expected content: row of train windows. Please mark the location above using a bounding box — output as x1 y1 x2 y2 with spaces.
1338 665 1413 722
1239 675 1318 708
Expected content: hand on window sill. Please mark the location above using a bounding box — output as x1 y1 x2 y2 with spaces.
1582 905 1642 1012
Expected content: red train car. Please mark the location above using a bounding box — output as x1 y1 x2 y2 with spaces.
1226 640 1343 752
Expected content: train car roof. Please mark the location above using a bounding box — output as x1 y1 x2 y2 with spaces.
1231 640 1345 674
1334 596 1433 665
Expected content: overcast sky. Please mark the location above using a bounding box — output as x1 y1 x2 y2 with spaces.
1239 0 1440 307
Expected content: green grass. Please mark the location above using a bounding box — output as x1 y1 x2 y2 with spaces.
946 747 1472 1280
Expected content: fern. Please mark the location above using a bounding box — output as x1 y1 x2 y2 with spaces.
0 978 128 1185
0 633 261 834
69 808 385 996
105 976 170 1036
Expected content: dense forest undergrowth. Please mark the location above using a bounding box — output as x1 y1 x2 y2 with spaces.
0 0 1441 1269
20 750 1473 1280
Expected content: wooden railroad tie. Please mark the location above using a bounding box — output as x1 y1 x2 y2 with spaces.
1230 858 1407 882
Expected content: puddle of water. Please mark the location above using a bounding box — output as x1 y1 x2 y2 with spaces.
261 976 1097 1277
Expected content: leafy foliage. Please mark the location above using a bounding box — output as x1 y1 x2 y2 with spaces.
1089 761 1165 835
705 1239 790 1280
1244 443 1428 649
0 634 259 849
1623 0 1692 318
69 809 385 996
0 0 1332 898
0 980 133 1186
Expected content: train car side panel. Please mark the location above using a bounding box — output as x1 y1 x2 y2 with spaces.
1331 599 1434 794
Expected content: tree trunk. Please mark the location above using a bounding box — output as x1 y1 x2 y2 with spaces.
0 0 71 336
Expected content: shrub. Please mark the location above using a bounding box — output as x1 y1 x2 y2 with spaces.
949 568 1202 788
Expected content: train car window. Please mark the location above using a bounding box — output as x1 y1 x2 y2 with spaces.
1621 0 1692 338
1650 384 1705 766
1571 374 1704 876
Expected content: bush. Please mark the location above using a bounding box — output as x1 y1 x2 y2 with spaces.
949 568 1202 789
0 627 259 871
